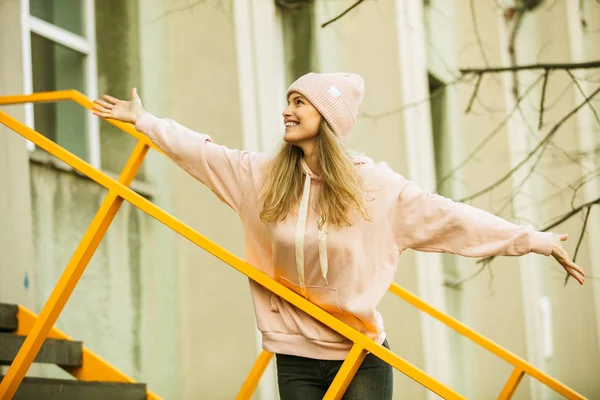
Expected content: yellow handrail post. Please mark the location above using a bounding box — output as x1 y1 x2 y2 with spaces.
497 367 525 400
323 344 369 400
387 283 587 399
0 131 148 399
236 350 274 400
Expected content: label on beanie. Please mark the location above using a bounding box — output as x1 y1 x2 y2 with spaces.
328 85 341 98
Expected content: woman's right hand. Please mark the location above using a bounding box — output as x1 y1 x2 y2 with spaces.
92 88 146 124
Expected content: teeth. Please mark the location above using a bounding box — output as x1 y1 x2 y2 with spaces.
285 122 299 127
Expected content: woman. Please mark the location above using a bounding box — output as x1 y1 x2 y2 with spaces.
93 72 584 399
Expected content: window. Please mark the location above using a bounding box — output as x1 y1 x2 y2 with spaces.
24 0 100 167
276 0 317 87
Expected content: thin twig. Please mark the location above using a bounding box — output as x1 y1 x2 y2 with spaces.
508 10 525 101
321 0 365 28
476 197 600 264
571 168 600 209
495 140 549 216
143 0 208 25
465 73 484 113
573 206 592 262
542 195 600 232
538 70 551 129
566 70 600 127
539 79 576 114
445 258 492 289
460 60 600 74
436 74 546 190
457 85 600 203
565 205 592 285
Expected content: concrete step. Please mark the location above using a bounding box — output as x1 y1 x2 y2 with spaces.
0 376 147 400
0 333 82 367
0 303 17 332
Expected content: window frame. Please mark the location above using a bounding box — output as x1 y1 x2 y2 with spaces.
21 0 100 169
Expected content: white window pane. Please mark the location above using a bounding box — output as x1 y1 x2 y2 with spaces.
30 0 85 37
31 32 88 161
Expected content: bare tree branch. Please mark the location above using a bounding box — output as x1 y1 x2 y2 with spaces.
457 85 600 203
495 140 549 216
565 205 592 285
542 195 600 232
573 207 591 264
445 258 492 289
538 70 551 129
571 168 600 209
144 0 208 25
321 0 365 28
465 73 483 113
539 79 577 114
507 10 526 100
460 60 600 74
566 70 600 127
477 199 599 268
436 73 546 190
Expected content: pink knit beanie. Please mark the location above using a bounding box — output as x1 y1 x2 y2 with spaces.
286 72 365 139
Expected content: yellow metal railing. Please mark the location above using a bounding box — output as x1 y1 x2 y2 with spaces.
0 91 587 400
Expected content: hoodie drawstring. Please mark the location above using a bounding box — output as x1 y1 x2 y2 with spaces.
318 220 328 285
295 173 311 298
295 169 329 297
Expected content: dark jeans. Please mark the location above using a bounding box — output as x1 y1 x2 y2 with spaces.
276 339 393 400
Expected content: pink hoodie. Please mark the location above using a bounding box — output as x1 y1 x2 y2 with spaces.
135 112 556 360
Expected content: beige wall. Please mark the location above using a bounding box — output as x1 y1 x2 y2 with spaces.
0 0 38 380
0 0 36 311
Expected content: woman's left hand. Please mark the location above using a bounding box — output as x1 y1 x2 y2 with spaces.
552 234 585 285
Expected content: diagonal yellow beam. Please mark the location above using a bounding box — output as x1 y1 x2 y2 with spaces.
497 367 524 400
235 350 273 400
323 344 369 400
0 137 148 399
0 106 463 399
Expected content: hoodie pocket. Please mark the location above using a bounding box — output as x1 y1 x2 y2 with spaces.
275 277 363 339
268 284 318 338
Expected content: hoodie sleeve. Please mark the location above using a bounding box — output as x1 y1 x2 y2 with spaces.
135 112 258 214
395 178 555 257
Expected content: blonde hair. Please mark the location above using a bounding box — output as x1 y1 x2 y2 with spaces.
260 119 370 228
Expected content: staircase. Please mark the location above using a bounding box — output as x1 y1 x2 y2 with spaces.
0 303 148 400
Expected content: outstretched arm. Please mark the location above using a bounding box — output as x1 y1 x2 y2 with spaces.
93 88 259 214
395 178 585 285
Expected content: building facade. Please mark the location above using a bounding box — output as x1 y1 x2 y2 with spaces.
1 0 599 398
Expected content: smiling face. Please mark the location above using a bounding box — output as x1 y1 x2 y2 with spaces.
282 92 322 145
